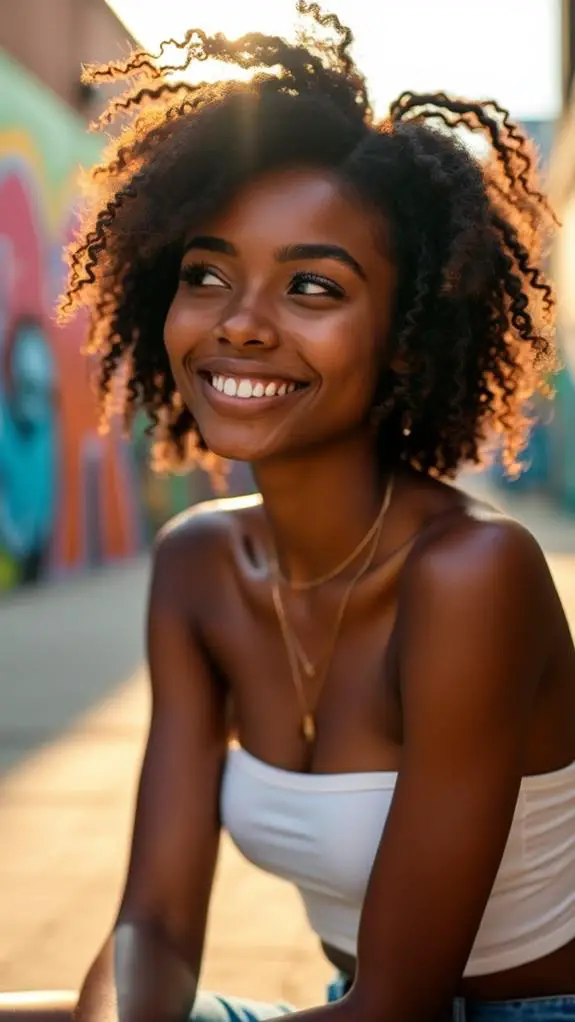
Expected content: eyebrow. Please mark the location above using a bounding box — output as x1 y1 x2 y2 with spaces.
184 236 236 258
276 243 366 280
183 236 367 281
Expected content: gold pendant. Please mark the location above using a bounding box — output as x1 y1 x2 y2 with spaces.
302 714 315 742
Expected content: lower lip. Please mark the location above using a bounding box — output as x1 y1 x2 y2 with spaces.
198 375 309 415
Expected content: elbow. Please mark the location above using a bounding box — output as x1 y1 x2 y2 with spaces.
114 911 202 980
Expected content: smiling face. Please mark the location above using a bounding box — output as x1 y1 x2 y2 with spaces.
164 167 397 464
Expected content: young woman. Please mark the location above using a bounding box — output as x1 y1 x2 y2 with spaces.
3 4 574 1022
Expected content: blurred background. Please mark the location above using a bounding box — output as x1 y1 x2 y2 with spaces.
0 0 574 1007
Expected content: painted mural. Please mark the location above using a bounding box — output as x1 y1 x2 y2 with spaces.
0 52 246 593
551 183 575 511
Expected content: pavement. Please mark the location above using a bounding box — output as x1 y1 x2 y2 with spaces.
1 477 575 1007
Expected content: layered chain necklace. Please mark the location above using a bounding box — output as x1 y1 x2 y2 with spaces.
270 475 394 744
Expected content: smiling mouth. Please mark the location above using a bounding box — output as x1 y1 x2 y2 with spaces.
199 371 308 401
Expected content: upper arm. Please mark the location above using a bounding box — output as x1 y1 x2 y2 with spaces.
117 514 229 967
352 520 549 1021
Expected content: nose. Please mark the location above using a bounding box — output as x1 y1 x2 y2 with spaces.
216 302 279 350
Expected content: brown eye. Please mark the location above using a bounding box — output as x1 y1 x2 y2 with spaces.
179 263 228 289
289 271 345 299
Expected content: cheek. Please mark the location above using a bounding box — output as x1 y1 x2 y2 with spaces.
307 306 381 383
314 309 385 418
163 293 185 361
163 289 207 362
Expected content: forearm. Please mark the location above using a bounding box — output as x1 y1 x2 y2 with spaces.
75 922 198 1022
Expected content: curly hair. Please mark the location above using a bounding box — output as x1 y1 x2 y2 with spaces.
59 0 558 479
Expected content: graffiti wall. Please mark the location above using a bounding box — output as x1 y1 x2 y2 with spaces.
0 52 240 593
551 184 575 511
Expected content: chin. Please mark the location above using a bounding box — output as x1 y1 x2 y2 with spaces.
200 427 280 466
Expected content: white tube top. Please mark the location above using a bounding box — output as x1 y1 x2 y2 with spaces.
220 745 575 977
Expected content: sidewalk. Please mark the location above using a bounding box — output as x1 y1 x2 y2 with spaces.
1 480 575 1006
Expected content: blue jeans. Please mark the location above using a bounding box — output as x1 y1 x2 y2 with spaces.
190 992 295 1022
458 998 575 1022
190 977 575 1022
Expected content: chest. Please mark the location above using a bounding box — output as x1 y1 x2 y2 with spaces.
201 571 404 772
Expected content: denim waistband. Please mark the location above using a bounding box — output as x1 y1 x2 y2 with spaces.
328 973 575 1021
455 995 575 1022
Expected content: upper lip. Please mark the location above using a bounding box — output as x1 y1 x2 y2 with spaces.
191 357 311 384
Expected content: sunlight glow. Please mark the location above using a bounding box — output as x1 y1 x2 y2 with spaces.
111 1 300 87
107 0 560 119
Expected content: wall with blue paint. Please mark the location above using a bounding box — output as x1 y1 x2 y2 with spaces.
0 51 253 593
489 117 560 496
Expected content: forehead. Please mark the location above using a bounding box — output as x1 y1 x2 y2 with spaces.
198 167 386 255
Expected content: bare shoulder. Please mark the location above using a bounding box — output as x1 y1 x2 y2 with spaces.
402 497 552 619
156 492 262 552
151 492 263 609
395 497 558 713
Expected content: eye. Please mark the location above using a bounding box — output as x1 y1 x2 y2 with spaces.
289 271 345 299
179 262 229 289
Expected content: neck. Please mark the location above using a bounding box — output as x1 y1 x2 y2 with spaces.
253 427 391 586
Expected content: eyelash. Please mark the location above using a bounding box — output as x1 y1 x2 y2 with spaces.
179 262 223 288
290 271 345 299
178 262 345 299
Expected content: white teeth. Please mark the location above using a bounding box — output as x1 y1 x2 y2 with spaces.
237 379 253 399
209 374 299 399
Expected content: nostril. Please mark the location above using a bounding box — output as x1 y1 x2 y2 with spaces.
217 336 265 346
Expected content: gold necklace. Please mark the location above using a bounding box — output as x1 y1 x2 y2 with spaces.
273 479 395 679
271 475 394 743
271 480 395 592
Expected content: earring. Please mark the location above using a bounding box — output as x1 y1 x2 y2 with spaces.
402 413 412 437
